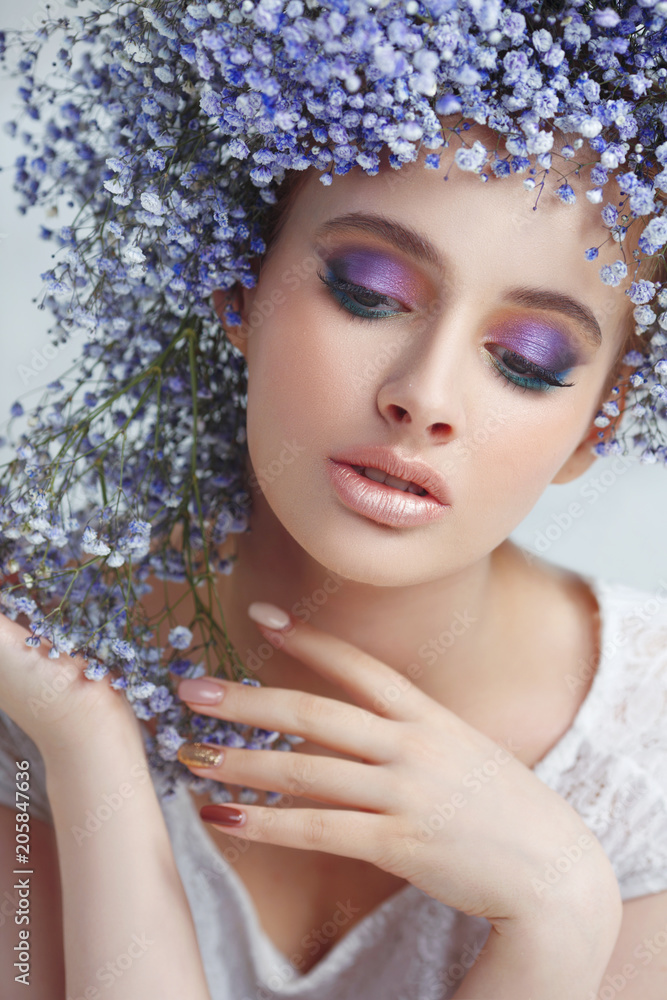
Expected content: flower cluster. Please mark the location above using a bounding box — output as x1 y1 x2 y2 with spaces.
0 0 666 800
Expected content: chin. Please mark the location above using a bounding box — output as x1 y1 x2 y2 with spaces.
270 496 463 588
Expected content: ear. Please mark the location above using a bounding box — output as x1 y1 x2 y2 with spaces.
212 252 263 358
551 364 632 485
212 286 250 357
550 424 599 484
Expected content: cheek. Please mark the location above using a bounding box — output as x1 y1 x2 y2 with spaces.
459 403 589 517
244 298 353 466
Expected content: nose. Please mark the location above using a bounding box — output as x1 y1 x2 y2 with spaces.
376 325 467 443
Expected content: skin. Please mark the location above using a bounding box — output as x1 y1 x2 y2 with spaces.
204 126 635 713
0 127 656 995
167 131 649 980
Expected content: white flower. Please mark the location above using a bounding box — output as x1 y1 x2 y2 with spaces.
122 245 146 265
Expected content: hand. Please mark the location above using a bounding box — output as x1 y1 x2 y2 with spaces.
0 609 142 758
176 603 615 930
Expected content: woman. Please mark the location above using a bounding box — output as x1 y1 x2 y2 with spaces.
0 3 666 998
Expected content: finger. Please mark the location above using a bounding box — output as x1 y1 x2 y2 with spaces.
178 743 395 812
248 603 436 722
177 679 398 763
199 800 388 865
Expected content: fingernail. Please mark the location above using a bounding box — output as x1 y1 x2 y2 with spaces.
248 602 291 630
177 743 225 768
200 804 246 827
178 678 226 704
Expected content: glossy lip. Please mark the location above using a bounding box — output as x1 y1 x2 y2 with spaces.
330 446 450 504
327 460 449 528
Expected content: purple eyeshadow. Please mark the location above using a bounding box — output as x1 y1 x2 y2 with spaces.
490 319 581 373
326 248 422 306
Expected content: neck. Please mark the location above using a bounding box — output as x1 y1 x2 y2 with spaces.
217 487 520 707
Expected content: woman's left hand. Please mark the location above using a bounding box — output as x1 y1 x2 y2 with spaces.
176 604 615 928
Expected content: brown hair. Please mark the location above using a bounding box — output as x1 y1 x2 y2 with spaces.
257 168 311 271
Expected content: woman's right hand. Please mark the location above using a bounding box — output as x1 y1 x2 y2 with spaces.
179 609 623 938
0 608 142 758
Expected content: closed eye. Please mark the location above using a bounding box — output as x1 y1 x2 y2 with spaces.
317 268 407 322
317 267 575 394
488 346 575 392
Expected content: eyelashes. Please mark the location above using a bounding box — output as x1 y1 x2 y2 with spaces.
317 268 407 320
317 267 575 394
487 347 574 392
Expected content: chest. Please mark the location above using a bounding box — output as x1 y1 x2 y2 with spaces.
190 788 408 975
185 577 601 975
187 672 592 976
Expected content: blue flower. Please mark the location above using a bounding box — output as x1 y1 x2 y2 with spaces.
84 659 109 681
454 141 488 173
111 639 137 662
435 94 462 116
149 685 174 713
555 183 576 204
81 526 111 556
168 625 193 650
629 281 657 305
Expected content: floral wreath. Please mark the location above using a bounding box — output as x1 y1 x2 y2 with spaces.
0 0 665 803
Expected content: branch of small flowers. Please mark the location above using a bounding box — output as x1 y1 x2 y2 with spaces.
186 325 220 674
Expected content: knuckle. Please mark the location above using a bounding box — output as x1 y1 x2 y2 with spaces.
396 728 440 766
293 690 326 730
286 751 316 794
303 810 327 847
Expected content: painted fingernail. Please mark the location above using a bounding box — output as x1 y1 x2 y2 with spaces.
248 602 291 630
177 743 225 768
178 678 226 704
200 804 246 827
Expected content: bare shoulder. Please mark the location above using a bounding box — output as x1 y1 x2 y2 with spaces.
499 542 601 679
0 805 64 997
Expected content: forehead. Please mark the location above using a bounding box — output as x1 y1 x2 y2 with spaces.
273 133 633 344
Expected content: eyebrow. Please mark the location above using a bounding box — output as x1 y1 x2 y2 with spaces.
314 212 444 271
313 212 603 347
503 287 602 347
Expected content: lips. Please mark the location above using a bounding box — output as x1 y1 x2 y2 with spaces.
329 446 450 506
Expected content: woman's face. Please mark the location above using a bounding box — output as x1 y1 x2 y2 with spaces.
223 135 633 587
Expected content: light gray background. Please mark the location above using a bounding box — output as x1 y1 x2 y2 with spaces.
1 1 665 593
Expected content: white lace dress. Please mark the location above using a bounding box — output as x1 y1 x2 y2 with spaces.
0 575 666 1000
